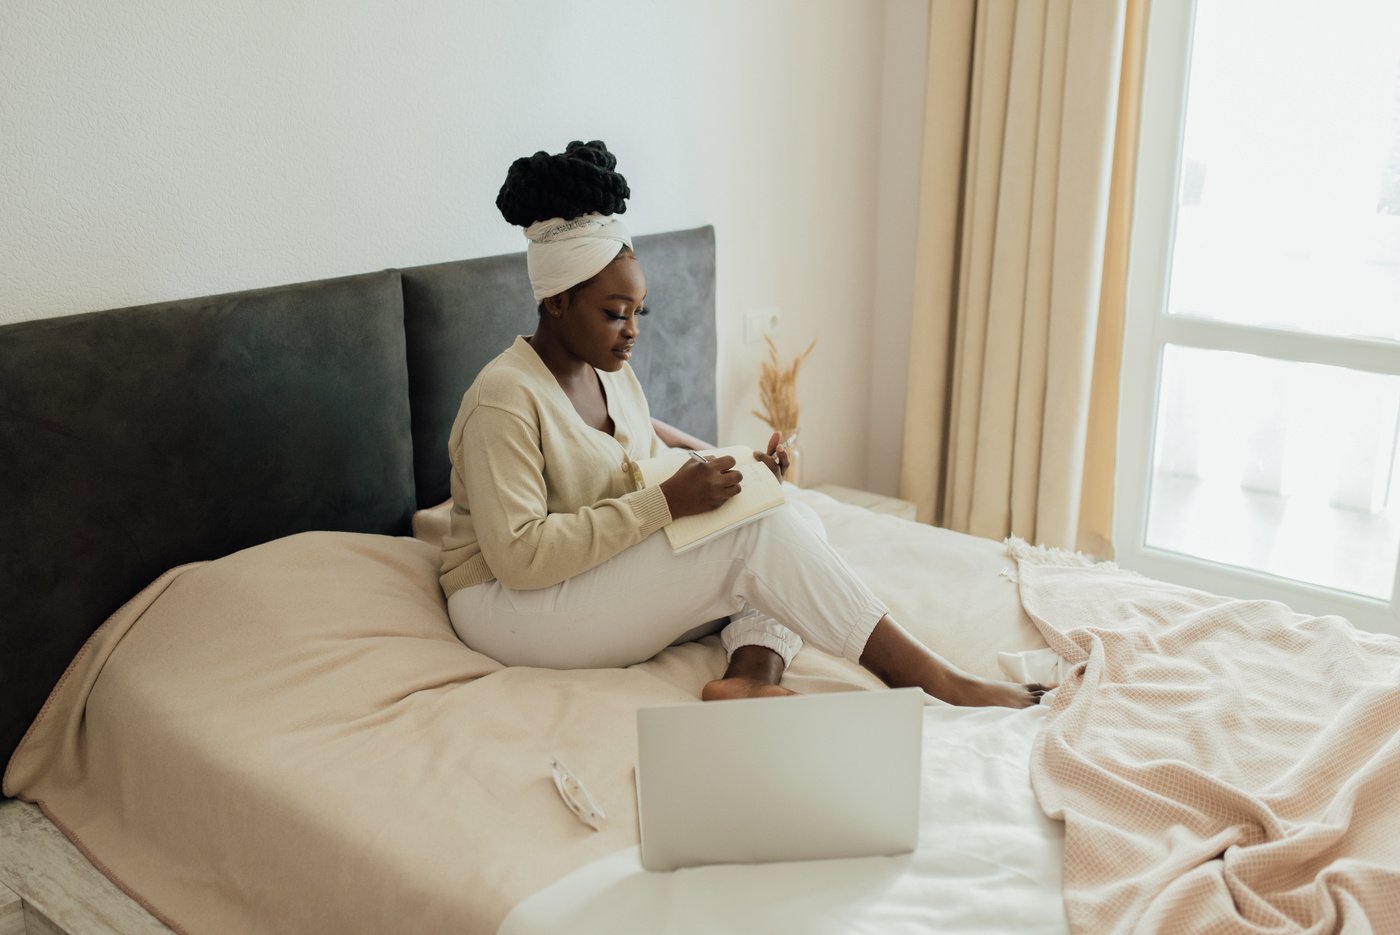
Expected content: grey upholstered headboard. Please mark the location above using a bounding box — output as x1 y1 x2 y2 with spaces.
0 224 716 777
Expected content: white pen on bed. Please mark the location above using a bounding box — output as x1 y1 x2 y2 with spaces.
687 449 709 465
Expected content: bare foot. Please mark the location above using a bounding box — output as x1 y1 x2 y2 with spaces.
859 617 1049 709
703 645 793 702
937 675 1046 709
701 677 800 702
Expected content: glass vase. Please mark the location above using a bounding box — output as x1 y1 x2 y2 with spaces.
781 428 801 486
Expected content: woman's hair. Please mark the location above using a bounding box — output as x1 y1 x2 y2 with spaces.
496 140 630 228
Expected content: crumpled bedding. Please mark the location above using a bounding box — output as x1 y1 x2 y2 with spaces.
1010 540 1400 934
4 490 1050 934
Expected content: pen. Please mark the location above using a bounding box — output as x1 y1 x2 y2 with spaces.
687 449 709 465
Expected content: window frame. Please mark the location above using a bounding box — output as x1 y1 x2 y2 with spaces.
1115 0 1400 636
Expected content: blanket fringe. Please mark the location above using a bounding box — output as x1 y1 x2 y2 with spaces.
1000 536 1135 583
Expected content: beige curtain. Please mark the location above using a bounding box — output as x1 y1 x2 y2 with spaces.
899 0 1148 555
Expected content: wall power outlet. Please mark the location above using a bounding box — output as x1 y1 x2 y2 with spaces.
744 308 780 344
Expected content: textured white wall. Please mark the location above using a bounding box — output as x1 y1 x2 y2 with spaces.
1 0 913 489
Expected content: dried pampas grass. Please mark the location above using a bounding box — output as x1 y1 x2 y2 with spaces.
751 336 816 437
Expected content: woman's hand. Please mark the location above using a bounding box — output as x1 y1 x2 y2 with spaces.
659 455 743 519
754 431 789 482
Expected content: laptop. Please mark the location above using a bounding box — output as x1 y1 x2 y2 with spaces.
635 687 924 872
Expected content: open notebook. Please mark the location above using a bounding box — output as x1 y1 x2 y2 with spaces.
630 445 787 553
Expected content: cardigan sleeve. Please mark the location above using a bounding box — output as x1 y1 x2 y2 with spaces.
460 404 672 590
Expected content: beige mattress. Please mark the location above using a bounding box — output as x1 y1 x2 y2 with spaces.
4 489 1049 934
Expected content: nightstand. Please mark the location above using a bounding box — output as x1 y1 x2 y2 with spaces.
812 483 918 522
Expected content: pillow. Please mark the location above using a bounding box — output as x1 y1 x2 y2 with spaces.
411 498 454 550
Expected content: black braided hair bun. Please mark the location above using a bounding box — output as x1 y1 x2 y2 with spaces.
496 140 630 228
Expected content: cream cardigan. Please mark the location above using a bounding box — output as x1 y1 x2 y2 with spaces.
439 336 673 595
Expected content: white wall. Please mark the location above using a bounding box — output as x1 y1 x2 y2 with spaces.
1 0 922 489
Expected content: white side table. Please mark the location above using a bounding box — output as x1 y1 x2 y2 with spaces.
811 483 918 522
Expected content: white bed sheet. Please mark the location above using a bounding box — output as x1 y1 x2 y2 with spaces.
501 702 1067 935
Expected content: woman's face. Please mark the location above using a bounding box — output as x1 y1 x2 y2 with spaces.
549 254 648 372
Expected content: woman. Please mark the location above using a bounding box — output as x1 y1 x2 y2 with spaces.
441 140 1043 707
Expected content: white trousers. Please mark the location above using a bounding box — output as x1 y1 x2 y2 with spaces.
447 500 888 671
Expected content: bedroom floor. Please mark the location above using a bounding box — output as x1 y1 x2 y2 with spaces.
0 800 171 935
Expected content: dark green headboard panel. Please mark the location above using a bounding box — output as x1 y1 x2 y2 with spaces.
0 270 416 772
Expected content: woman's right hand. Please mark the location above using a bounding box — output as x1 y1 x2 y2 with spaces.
659 455 742 519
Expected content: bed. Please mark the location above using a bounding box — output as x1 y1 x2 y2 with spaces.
3 226 1398 934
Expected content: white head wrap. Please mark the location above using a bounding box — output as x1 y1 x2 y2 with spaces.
525 213 634 303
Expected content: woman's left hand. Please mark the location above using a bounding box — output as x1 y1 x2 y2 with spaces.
755 431 789 482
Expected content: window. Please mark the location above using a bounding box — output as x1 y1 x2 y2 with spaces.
1118 0 1400 635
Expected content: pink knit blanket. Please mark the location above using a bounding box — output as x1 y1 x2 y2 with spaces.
1010 544 1400 934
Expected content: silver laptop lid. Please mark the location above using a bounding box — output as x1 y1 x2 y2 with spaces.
636 687 924 872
